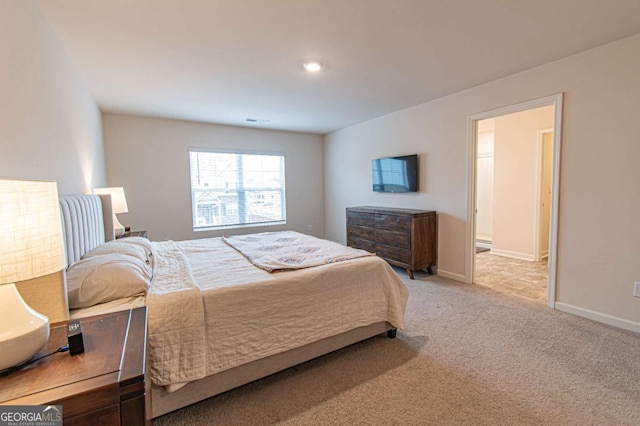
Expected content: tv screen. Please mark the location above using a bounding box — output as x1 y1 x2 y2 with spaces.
372 154 418 193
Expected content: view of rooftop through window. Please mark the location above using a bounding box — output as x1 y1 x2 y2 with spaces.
189 150 286 230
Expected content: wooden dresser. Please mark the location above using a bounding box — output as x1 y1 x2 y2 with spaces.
0 308 149 425
346 206 437 279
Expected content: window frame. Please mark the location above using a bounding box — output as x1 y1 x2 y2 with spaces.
188 147 287 232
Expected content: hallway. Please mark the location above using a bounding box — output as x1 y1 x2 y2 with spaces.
475 251 548 303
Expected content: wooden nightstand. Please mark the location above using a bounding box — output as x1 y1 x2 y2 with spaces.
117 230 148 239
0 308 150 425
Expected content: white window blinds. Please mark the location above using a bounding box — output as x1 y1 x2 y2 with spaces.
189 150 286 230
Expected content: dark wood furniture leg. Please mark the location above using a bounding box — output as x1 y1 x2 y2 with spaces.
406 268 414 279
427 266 433 275
386 329 397 338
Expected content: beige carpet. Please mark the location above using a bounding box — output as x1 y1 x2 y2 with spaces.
154 270 640 425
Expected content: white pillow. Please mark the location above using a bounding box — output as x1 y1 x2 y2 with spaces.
67 254 151 309
116 236 152 254
83 237 152 266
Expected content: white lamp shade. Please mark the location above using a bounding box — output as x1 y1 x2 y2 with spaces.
0 180 66 284
93 187 129 214
0 179 65 371
93 186 128 236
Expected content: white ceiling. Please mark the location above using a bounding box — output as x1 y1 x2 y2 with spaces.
37 0 640 134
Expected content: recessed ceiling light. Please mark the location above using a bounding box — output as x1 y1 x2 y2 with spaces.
301 60 324 73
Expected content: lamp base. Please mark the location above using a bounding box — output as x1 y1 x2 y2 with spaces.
0 284 50 371
114 214 125 237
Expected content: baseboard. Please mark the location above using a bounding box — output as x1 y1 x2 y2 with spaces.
437 269 466 283
490 248 534 262
476 241 492 249
555 302 640 334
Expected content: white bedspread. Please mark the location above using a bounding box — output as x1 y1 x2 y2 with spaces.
147 236 409 390
147 241 207 387
222 230 374 272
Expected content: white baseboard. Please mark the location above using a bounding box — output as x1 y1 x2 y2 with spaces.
490 248 535 262
555 302 640 334
476 241 492 249
436 269 466 283
476 235 492 244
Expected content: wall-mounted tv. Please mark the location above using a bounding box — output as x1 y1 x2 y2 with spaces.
372 154 418 193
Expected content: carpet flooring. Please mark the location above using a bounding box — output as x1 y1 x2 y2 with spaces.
154 270 640 425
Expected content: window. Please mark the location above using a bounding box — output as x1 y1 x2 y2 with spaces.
189 150 286 230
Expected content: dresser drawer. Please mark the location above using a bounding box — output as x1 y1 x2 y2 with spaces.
347 225 374 241
374 214 411 232
347 237 376 253
347 212 375 228
65 404 120 426
375 229 410 249
376 243 412 264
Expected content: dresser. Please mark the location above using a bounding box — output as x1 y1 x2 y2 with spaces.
0 308 149 425
346 206 437 279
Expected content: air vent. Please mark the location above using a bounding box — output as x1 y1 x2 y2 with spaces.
246 118 270 123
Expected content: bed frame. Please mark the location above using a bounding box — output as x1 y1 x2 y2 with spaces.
58 194 395 419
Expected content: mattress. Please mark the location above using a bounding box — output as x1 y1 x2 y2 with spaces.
70 234 409 391
70 294 146 319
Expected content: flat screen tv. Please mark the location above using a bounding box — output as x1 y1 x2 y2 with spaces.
372 154 418 193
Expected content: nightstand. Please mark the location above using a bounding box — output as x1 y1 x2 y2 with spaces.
118 230 148 239
0 308 150 425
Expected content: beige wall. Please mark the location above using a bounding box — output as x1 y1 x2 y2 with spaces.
0 1 105 195
103 113 324 241
325 34 640 326
492 106 554 259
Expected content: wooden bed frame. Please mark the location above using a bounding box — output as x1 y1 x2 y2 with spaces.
58 194 395 419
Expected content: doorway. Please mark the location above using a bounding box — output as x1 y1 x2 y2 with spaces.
465 94 563 309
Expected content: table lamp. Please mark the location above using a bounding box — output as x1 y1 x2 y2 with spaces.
93 187 128 237
0 179 66 371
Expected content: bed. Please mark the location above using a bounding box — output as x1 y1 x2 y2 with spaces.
59 194 409 418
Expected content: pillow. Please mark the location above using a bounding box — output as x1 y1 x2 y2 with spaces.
116 236 152 254
67 254 151 309
83 237 153 267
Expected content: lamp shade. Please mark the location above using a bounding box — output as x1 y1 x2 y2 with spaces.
93 187 128 214
0 179 65 371
0 180 66 284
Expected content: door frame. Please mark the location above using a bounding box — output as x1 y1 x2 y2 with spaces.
465 93 563 309
534 128 554 262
